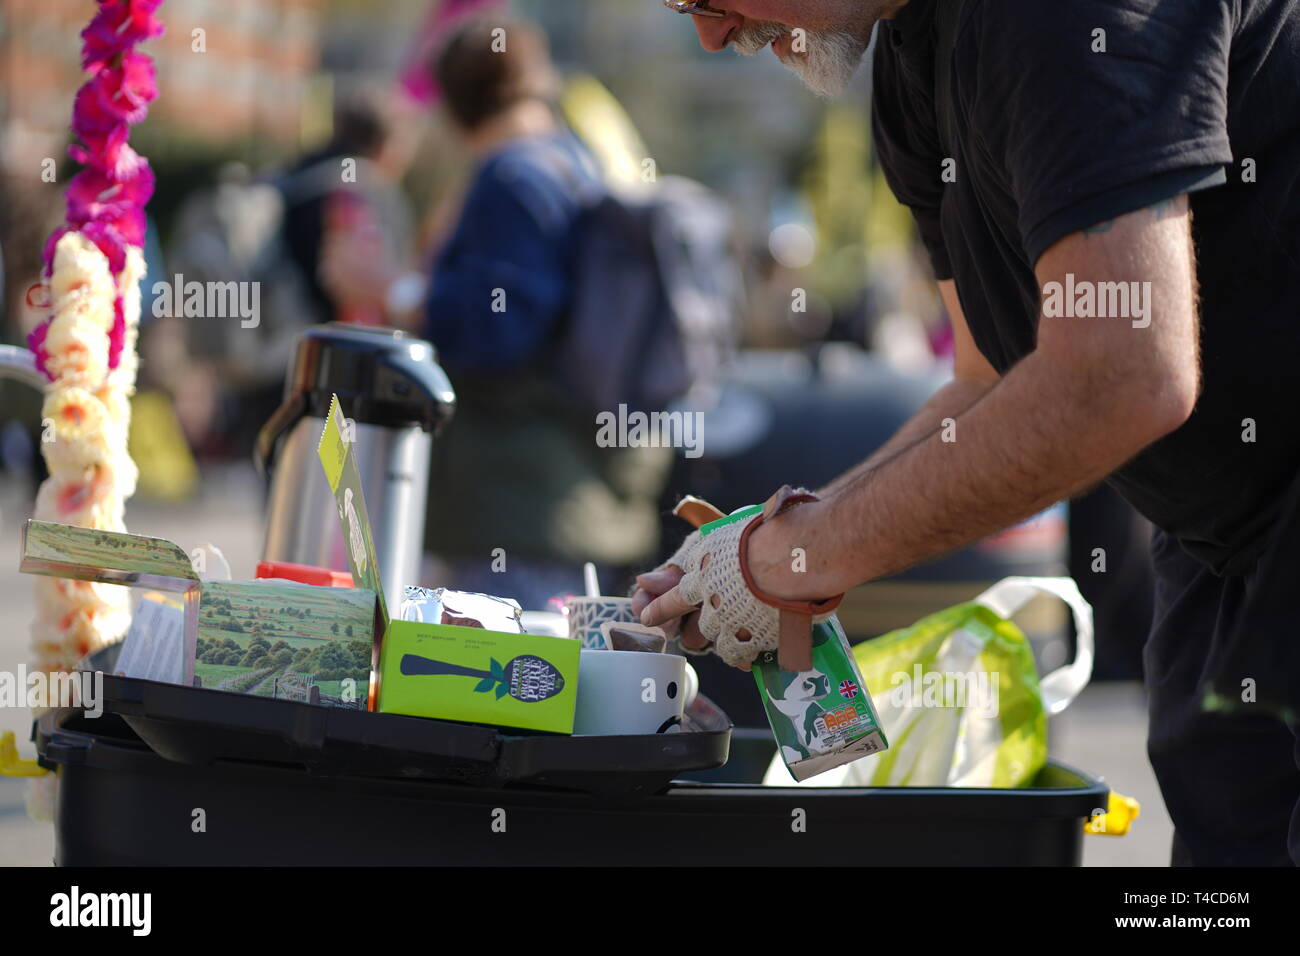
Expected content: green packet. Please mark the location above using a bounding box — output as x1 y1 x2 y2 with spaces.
378 620 580 734
752 615 889 781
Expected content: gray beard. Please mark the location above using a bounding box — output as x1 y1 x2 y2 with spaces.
732 21 868 98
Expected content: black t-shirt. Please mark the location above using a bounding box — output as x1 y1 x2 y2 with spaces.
873 0 1300 575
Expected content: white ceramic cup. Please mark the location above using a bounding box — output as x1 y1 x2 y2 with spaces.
573 649 696 735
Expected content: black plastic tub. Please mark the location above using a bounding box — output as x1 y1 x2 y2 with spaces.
37 712 1107 866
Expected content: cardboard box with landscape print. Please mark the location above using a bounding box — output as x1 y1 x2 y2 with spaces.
20 519 380 708
193 579 375 705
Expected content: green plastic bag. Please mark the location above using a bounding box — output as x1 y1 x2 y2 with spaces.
763 577 1093 788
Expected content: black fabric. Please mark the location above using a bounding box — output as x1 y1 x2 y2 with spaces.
1067 484 1154 682
873 0 1300 575
1145 525 1300 865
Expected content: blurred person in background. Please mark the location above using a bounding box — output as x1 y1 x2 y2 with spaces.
165 87 420 460
283 85 421 328
636 0 1300 866
322 17 673 608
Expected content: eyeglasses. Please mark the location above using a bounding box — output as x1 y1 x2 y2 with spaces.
662 0 726 17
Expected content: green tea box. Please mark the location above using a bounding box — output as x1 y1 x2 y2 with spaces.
378 620 580 733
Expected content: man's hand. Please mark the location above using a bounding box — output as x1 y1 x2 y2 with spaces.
631 565 705 645
633 489 847 671
635 519 771 670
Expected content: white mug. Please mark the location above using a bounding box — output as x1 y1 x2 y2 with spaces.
573 649 697 735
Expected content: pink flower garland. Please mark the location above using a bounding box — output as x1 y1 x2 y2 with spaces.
29 0 164 379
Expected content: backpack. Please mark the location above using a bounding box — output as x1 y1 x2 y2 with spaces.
541 142 742 414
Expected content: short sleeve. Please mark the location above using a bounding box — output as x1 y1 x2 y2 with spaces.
871 24 953 280
960 0 1233 264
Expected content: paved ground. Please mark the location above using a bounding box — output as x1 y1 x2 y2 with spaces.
0 465 1172 866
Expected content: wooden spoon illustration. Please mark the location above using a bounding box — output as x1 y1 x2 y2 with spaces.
399 653 565 703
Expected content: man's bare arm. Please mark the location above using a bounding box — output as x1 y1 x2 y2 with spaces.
746 196 1199 598
819 280 1000 496
636 285 996 646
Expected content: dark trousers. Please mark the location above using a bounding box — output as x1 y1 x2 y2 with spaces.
1145 527 1300 865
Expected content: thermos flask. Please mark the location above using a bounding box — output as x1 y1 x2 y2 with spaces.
255 323 455 606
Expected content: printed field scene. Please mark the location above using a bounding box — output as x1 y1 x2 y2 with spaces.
22 520 196 584
194 581 375 707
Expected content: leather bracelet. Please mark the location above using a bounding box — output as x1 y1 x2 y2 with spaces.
737 485 843 671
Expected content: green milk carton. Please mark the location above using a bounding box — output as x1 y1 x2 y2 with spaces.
692 504 888 782
753 616 889 781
